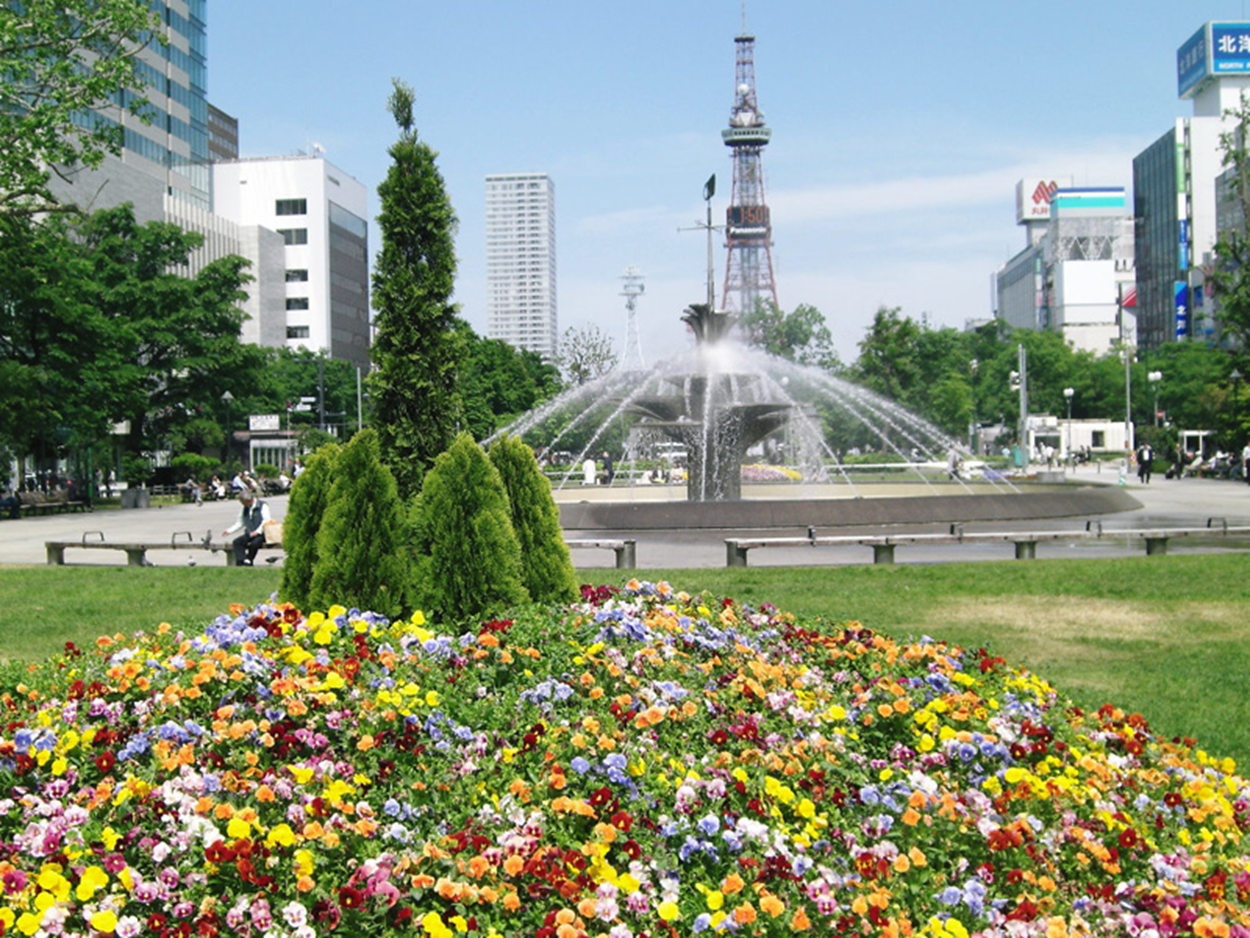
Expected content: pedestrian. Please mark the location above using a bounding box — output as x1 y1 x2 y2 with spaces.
1136 443 1153 484
220 489 271 566
0 486 18 520
1242 441 1250 484
582 455 597 485
601 450 615 485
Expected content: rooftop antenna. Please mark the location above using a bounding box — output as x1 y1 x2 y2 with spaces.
619 266 646 372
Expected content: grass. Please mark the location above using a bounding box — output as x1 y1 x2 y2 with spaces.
1 555 1247 765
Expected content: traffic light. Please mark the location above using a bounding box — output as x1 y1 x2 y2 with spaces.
1009 370 1020 391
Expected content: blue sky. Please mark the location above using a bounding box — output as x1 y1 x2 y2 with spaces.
209 1 1250 361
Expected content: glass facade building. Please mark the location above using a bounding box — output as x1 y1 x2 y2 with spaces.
1132 127 1184 350
486 173 558 357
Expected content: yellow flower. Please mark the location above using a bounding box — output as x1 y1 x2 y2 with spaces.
74 865 108 901
267 823 297 848
90 910 119 934
658 900 681 921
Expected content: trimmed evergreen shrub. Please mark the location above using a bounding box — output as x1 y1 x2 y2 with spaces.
278 442 341 610
489 435 577 604
410 432 528 623
307 430 407 618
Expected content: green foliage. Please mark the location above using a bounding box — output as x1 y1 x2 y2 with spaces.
370 78 464 500
0 206 258 473
120 454 152 486
488 435 577 605
458 322 562 439
738 301 841 372
307 431 406 618
410 433 528 623
0 0 159 216
1213 95 1250 367
279 443 341 611
170 453 217 481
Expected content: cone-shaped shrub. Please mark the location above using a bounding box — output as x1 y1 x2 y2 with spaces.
278 442 341 609
489 435 577 604
410 432 528 622
308 429 407 618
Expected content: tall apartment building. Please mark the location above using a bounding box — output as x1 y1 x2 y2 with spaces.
485 173 557 357
1132 21 1250 349
213 156 371 370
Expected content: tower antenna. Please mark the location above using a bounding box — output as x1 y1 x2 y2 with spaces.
721 29 778 315
619 266 646 372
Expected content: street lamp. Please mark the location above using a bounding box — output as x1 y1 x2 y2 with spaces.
969 359 978 453
1148 370 1162 427
1063 387 1074 462
220 390 234 462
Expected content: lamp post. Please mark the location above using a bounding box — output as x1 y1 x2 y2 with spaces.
1148 371 1162 427
220 390 234 463
1063 387 1074 463
969 358 978 454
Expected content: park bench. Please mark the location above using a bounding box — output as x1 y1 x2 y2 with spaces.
724 519 1250 567
46 522 285 567
19 490 91 516
565 538 637 569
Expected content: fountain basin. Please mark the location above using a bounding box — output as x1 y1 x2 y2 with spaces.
557 481 1140 531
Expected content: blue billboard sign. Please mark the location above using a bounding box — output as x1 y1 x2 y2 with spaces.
1179 219 1190 271
1179 22 1250 98
1175 282 1190 339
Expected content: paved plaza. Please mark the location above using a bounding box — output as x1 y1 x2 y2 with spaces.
3 464 1250 569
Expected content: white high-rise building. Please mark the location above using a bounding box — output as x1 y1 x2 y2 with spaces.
213 155 371 369
486 173 557 356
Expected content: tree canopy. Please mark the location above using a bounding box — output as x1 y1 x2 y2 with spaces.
0 0 158 215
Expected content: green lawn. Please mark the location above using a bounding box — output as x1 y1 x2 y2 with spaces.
2 555 1246 765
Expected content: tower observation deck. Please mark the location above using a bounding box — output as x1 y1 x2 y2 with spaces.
721 33 778 315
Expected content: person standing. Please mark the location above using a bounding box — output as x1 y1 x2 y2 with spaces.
1242 441 1250 484
582 455 597 485
601 451 615 485
1136 443 1153 484
221 489 271 566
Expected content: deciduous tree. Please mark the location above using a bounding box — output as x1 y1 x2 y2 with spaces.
0 0 158 215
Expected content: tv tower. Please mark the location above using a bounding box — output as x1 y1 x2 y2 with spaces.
619 266 646 372
720 30 778 316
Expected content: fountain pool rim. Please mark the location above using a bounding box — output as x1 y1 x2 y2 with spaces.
556 480 1140 531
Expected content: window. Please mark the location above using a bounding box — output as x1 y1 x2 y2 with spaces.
277 228 307 245
286 325 310 339
285 269 308 282
275 198 307 215
286 297 309 310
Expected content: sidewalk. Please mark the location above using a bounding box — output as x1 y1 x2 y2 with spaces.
0 495 288 567
4 467 1250 568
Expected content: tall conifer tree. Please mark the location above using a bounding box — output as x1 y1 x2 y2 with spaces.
278 442 341 610
308 429 407 618
370 78 463 499
489 435 578 604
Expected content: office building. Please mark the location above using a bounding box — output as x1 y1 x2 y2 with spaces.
486 173 558 356
213 155 371 370
994 180 1136 354
1132 21 1250 349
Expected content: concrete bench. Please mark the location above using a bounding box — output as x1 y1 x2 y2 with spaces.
565 538 637 569
46 531 209 566
724 520 1250 567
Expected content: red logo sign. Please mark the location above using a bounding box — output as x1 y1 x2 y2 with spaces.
1032 180 1059 206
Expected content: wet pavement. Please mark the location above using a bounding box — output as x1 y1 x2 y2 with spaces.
4 464 1250 569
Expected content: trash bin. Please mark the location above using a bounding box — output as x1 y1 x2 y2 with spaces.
120 488 150 509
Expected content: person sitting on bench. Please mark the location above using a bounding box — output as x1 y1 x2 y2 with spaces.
221 489 271 566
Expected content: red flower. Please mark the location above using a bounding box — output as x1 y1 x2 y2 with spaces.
94 751 116 774
1118 828 1140 849
339 886 365 909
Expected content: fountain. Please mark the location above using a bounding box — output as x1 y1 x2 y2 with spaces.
490 305 1137 531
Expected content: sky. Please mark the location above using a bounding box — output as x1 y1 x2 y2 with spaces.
209 1 1250 362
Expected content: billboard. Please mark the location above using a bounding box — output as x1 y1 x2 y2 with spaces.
1015 177 1072 224
1179 22 1250 99
1175 282 1189 339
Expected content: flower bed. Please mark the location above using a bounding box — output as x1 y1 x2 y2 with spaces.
1 582 1249 938
738 465 802 483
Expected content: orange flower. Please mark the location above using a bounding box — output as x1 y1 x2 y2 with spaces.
411 874 435 889
356 735 376 751
722 873 745 895
503 855 524 876
296 875 315 892
760 894 785 917
791 908 812 931
733 902 757 924
467 856 491 879
503 892 522 912
555 909 576 925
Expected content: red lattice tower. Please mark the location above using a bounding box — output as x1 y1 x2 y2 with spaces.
720 33 778 315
